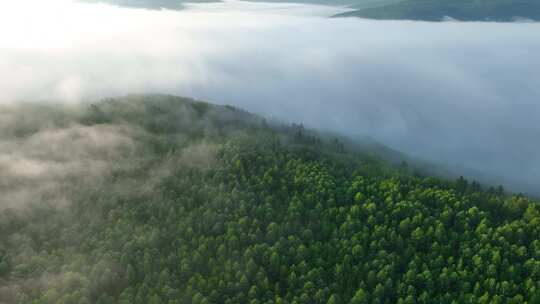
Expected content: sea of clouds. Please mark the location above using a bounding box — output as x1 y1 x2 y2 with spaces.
1 0 539 194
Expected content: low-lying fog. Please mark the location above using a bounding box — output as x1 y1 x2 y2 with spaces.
1 0 539 194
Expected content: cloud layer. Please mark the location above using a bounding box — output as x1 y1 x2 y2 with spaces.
1 0 540 193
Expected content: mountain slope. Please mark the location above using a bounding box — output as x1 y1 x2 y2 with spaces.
2 95 540 303
336 0 540 21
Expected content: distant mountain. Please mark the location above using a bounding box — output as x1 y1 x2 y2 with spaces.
341 0 404 10
81 0 214 10
335 0 540 21
245 0 355 5
82 0 388 10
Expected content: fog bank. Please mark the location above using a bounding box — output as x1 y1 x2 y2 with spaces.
1 0 540 193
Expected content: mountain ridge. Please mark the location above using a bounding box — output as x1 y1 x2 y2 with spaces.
335 0 540 22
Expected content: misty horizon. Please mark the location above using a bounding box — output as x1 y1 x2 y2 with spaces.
1 0 540 194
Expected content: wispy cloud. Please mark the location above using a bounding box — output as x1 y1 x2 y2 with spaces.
0 103 140 211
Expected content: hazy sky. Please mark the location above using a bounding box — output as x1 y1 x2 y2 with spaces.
1 0 540 193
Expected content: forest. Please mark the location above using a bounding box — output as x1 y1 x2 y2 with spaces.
1 95 540 304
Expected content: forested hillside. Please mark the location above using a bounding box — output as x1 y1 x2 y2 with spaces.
336 0 540 21
2 96 540 304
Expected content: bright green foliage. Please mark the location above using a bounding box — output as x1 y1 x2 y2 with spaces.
1 95 540 303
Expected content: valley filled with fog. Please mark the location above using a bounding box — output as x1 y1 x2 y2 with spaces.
1 0 539 194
